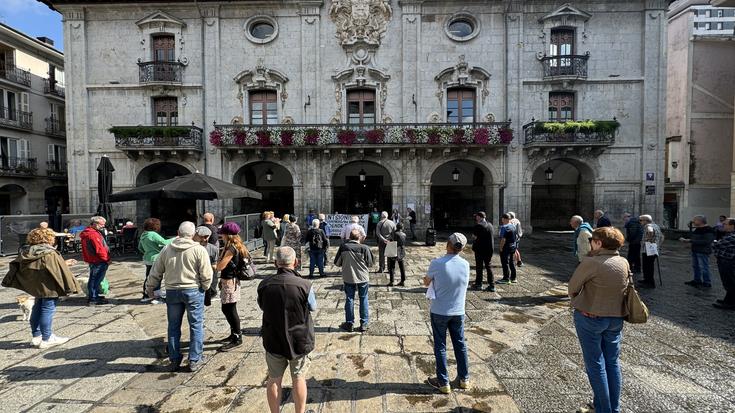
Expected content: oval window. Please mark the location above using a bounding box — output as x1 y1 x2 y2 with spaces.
250 22 275 39
448 20 474 38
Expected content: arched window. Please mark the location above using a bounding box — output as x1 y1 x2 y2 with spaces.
548 92 574 122
347 89 376 126
249 91 278 125
447 88 475 124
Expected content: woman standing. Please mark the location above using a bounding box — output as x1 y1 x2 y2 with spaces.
261 211 279 264
2 228 80 348
391 209 401 225
138 218 173 303
282 215 303 271
278 213 290 246
214 222 250 350
568 227 629 413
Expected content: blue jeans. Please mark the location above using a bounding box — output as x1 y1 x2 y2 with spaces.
309 249 325 277
344 282 369 326
574 311 624 413
691 252 711 284
430 313 469 386
30 298 58 341
88 262 109 301
165 288 205 363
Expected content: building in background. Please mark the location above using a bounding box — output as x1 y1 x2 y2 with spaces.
666 0 735 229
41 0 667 234
0 23 67 217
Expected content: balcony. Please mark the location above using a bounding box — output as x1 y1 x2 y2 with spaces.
45 117 66 138
111 125 203 160
44 79 65 98
46 160 67 179
523 119 618 158
0 157 37 177
0 107 33 131
540 54 589 80
138 61 183 84
0 64 31 87
211 122 513 160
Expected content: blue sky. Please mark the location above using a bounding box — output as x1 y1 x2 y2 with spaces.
0 0 63 51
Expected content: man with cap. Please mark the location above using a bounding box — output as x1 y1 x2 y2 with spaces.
194 226 220 299
423 232 470 394
497 213 519 284
471 211 495 292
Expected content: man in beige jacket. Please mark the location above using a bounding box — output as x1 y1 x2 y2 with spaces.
148 221 213 372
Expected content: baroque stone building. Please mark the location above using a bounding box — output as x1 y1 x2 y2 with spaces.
42 0 667 233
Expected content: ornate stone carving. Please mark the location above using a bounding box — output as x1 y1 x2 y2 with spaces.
434 55 491 105
427 112 441 123
483 113 496 122
281 116 294 125
329 0 393 48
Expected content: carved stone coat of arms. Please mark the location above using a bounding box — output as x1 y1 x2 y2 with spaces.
329 0 393 47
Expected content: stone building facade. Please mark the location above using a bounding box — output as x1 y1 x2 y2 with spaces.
43 0 668 234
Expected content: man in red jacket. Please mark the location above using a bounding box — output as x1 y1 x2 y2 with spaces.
81 216 111 305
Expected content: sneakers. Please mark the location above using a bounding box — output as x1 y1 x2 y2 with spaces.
396 281 405 287
339 322 353 332
88 298 110 306
140 296 153 303
427 377 451 394
387 282 394 287
516 261 523 267
150 299 162 305
39 335 70 349
577 402 595 413
702 283 712 288
684 280 702 287
510 279 518 284
357 324 369 333
30 336 42 347
484 286 496 292
187 356 206 373
170 359 182 372
496 279 511 285
458 378 470 390
221 335 243 351
469 284 482 291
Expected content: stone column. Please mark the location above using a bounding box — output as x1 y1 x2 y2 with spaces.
293 184 305 220
201 6 222 216
489 184 501 226
299 2 321 123
400 0 423 122
503 3 524 227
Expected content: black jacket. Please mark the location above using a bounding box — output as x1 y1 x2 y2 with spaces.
472 220 494 254
305 228 329 251
687 226 715 254
625 220 643 243
257 268 315 359
596 216 612 228
389 230 406 260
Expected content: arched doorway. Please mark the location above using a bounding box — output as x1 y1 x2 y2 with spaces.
44 186 69 231
431 161 488 230
136 162 193 234
530 159 594 229
233 162 294 217
332 161 392 214
0 184 26 215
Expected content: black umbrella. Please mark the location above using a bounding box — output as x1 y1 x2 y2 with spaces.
108 172 262 202
96 156 115 225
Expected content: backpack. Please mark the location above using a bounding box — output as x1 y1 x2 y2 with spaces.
235 251 256 281
311 229 325 250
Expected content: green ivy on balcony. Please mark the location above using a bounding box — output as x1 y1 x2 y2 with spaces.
532 120 620 135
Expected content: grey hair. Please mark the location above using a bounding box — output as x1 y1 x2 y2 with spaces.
351 215 359 223
318 213 326 220
202 212 214 223
639 214 653 223
381 211 388 219
90 216 106 225
275 246 296 267
312 219 320 228
507 211 516 219
693 215 707 224
570 215 583 224
178 221 196 238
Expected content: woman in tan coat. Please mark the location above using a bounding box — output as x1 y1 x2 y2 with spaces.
2 228 80 349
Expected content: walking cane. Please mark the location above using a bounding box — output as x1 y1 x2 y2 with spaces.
655 255 663 286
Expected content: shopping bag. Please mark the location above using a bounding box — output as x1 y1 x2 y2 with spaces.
644 242 658 256
100 277 110 295
385 241 398 258
624 276 649 324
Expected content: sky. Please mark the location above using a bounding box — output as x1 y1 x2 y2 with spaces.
0 0 63 51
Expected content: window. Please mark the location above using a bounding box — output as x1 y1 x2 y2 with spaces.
153 97 178 126
245 16 279 44
1 137 29 168
447 88 475 124
250 22 275 39
346 89 376 126
0 90 17 121
448 20 473 38
550 28 574 70
248 91 278 125
444 13 479 42
548 92 574 122
718 10 724 17
50 103 64 125
717 22 724 30
48 144 66 169
152 35 175 62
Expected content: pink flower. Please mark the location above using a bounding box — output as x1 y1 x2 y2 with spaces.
233 129 247 145
209 130 223 146
473 128 490 145
256 130 271 146
499 127 513 144
366 129 385 144
280 130 295 146
404 128 417 143
337 129 357 145
452 128 465 144
304 129 319 145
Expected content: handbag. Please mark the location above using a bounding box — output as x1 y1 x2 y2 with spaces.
385 241 398 258
624 274 649 324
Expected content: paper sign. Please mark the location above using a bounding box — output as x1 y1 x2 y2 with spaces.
424 204 431 214
325 214 369 235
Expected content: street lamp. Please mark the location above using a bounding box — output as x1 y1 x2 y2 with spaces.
359 168 366 182
265 168 274 182
452 167 460 182
544 167 554 182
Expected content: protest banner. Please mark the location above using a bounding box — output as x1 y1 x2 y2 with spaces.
326 214 369 237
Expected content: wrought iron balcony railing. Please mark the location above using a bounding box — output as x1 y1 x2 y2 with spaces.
0 157 37 176
0 107 33 130
0 64 31 87
46 160 67 177
111 125 203 151
210 122 514 147
44 79 65 97
138 61 184 84
45 117 66 137
540 54 589 79
523 119 618 147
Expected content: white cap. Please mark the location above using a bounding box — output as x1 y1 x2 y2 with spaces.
195 226 212 237
448 232 467 250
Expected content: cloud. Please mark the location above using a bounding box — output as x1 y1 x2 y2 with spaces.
0 0 53 18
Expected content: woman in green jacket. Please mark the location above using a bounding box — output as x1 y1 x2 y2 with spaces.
138 218 173 302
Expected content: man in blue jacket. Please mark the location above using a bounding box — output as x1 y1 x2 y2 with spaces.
680 215 715 288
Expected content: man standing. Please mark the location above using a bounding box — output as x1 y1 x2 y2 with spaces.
257 246 317 413
407 207 417 239
680 215 715 288
147 221 213 372
624 212 643 274
470 211 495 292
424 233 470 394
81 216 111 305
340 215 366 242
497 214 518 284
194 226 219 299
368 207 380 237
318 213 331 269
570 215 593 262
376 211 396 273
201 212 219 246
637 214 664 289
305 219 329 278
712 217 735 310
335 229 374 332
594 210 612 228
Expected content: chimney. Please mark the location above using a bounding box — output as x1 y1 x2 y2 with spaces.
36 36 54 46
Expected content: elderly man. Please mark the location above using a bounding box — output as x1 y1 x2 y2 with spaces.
680 215 715 288
637 214 664 289
424 233 470 394
594 210 612 228
376 211 397 273
81 216 111 305
147 221 213 372
201 212 219 245
471 211 494 291
340 215 366 242
194 226 219 299
570 215 593 262
624 212 643 274
257 247 317 413
335 229 374 332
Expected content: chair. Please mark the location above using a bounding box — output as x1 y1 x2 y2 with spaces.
121 227 138 254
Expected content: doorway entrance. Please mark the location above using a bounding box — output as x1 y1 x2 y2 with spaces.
233 162 294 217
332 161 392 214
136 162 193 234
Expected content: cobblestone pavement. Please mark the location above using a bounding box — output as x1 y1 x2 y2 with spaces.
0 233 733 412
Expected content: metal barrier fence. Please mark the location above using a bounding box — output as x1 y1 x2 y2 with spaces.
223 213 264 252
0 213 95 256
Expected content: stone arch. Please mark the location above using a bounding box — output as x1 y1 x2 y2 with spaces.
422 156 499 186
523 155 598 184
233 161 294 217
428 159 495 229
332 160 393 215
135 161 194 234
0 184 27 216
528 158 596 229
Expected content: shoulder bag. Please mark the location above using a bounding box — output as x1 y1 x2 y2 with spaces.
624 274 649 324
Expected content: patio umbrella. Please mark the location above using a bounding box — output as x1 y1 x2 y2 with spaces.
96 156 115 225
108 172 262 202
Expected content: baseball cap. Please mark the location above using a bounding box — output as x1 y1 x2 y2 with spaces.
474 211 486 219
195 226 212 238
218 222 241 235
448 232 467 250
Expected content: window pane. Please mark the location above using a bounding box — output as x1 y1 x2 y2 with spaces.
250 23 275 39
170 112 178 126
448 20 474 38
462 114 475 123
363 101 375 115
348 101 360 115
549 108 557 120
348 114 361 124
266 102 277 111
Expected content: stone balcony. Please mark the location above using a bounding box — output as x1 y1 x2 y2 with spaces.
0 107 33 131
0 64 31 87
210 122 513 160
539 54 589 80
43 79 65 99
522 119 618 158
0 157 37 177
137 61 184 84
111 125 203 160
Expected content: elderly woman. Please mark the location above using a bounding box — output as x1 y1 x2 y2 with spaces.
138 218 173 303
278 213 290 246
262 211 279 264
282 215 303 271
638 214 663 289
2 228 80 348
568 227 629 413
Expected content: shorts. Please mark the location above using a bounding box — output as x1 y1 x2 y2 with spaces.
265 352 311 379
